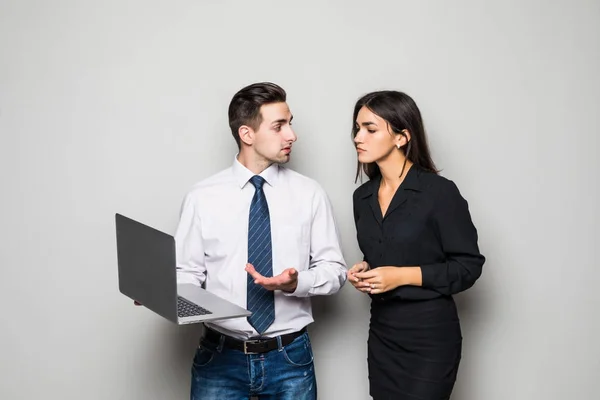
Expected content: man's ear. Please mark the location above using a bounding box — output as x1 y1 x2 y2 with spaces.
239 125 254 146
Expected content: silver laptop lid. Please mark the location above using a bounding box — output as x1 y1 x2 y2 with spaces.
115 213 177 322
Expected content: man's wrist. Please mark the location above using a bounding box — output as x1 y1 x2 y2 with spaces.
281 281 298 293
283 271 312 297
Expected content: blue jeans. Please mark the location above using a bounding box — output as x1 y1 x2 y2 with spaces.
190 331 317 400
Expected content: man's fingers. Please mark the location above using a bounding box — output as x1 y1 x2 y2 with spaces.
271 269 296 283
257 276 278 286
252 270 298 290
287 268 298 277
245 263 265 280
248 264 293 283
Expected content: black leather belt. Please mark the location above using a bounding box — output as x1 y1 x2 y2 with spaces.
203 327 307 354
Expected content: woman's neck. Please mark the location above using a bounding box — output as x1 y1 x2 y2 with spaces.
378 154 413 190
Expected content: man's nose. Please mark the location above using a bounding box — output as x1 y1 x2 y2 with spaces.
285 127 297 142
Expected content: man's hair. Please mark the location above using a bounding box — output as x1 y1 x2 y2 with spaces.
228 82 287 149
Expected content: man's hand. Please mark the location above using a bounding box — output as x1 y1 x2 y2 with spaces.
245 263 298 293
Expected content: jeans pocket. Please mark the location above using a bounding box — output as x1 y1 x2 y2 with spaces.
281 334 314 367
193 345 214 368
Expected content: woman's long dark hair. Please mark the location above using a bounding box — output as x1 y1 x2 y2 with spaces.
352 91 438 182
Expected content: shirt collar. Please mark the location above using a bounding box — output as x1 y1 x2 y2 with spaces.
232 154 280 189
360 163 422 199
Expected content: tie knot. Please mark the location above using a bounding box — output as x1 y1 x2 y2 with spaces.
250 175 266 190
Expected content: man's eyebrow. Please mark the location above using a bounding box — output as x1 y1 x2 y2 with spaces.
272 115 293 125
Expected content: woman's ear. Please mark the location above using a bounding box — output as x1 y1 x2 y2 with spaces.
396 129 411 148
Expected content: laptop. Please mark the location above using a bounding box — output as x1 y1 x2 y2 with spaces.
115 213 251 325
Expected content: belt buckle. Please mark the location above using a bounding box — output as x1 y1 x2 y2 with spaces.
243 339 261 354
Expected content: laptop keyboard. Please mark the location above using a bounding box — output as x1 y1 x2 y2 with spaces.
177 296 212 318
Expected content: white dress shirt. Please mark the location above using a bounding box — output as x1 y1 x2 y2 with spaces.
175 157 347 339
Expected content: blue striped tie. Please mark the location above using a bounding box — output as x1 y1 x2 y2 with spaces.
246 175 275 334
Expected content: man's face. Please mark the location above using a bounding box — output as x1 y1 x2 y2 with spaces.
252 102 297 164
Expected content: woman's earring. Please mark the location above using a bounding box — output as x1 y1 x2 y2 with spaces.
396 143 401 149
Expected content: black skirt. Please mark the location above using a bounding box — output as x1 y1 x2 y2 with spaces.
368 296 462 400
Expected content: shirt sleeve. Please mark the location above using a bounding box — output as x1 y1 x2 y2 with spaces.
352 189 368 264
420 180 485 295
286 185 348 297
175 192 206 287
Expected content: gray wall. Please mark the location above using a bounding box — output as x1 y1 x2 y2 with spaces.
1 1 598 399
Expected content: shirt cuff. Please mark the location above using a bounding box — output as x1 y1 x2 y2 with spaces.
419 263 441 289
283 270 314 297
176 271 203 286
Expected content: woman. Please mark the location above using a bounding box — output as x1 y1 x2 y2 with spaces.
349 90 485 400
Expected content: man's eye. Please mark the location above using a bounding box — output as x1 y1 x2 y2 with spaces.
274 126 281 131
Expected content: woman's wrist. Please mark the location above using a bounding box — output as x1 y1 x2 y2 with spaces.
397 266 423 287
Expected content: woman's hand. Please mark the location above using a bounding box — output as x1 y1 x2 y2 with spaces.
347 261 370 292
353 267 405 295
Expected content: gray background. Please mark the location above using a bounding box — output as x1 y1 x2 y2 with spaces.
1 0 598 399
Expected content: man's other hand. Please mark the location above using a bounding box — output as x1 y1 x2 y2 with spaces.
245 263 298 293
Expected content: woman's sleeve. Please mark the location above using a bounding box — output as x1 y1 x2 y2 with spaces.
420 180 485 295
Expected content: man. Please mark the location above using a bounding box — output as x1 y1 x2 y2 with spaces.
175 82 347 399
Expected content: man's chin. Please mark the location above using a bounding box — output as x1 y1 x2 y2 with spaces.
272 155 291 164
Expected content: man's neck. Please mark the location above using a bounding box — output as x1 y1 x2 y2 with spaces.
237 152 273 175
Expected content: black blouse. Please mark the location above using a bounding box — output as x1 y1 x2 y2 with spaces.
353 165 485 301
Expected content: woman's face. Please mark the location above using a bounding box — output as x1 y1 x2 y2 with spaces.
353 106 401 164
